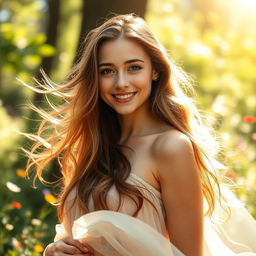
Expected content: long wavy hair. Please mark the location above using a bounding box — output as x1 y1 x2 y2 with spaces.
23 14 225 222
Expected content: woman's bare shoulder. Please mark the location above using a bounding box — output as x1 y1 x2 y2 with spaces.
151 128 193 160
150 128 198 184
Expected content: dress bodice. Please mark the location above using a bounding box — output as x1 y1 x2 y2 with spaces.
62 173 169 238
87 173 169 238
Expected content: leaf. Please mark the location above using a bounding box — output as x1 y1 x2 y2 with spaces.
23 55 41 69
37 44 55 57
32 33 46 45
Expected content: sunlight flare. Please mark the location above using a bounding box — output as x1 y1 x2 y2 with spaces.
236 0 256 10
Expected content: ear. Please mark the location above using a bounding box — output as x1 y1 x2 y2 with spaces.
152 70 159 81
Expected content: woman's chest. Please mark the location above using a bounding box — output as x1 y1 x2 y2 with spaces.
121 136 161 192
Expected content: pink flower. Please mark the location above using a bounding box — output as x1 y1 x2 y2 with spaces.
226 173 237 180
42 189 51 195
21 233 26 239
12 238 23 249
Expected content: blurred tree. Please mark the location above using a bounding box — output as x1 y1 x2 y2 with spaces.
77 0 147 48
32 0 61 128
40 0 60 75
48 0 82 83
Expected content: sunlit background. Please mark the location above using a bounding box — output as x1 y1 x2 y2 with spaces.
0 0 255 254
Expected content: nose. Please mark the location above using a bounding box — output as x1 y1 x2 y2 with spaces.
115 71 129 89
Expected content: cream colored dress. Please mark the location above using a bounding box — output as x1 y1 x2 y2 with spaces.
54 173 256 255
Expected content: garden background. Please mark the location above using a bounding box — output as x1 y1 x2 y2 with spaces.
0 0 255 255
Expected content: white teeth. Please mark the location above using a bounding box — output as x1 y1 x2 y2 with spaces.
115 93 134 99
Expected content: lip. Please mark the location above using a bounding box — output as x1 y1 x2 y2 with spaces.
112 92 137 103
113 91 137 96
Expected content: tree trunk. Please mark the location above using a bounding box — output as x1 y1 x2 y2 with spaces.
75 0 148 62
40 0 61 75
33 0 60 107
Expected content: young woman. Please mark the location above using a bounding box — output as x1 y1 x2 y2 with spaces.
24 14 256 256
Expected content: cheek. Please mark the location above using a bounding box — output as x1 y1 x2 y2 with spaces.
99 83 105 101
135 74 152 92
99 79 114 104
99 78 110 94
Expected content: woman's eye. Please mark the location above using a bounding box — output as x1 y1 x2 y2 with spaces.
100 68 114 75
129 65 142 71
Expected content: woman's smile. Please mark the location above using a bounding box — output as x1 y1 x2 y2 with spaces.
112 92 137 103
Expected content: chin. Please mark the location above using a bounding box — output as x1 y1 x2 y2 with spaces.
115 110 135 116
113 107 137 116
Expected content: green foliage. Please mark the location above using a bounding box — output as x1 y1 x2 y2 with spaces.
0 169 57 255
0 1 57 254
0 0 55 117
0 105 20 169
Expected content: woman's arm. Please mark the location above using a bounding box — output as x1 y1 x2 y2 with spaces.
154 131 204 256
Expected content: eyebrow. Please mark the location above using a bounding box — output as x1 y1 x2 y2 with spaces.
98 58 144 67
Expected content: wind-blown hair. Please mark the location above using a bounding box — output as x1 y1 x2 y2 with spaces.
24 14 224 222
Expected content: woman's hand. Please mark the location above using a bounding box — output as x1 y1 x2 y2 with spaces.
43 236 93 256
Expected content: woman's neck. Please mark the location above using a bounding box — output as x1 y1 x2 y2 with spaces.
118 102 168 144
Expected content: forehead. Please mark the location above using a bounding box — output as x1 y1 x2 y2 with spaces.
98 38 150 63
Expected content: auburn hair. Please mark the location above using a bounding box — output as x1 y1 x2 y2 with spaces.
23 14 225 222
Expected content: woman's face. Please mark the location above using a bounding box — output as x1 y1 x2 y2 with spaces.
98 38 157 116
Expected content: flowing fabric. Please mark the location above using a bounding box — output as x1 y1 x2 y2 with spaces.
54 173 256 255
